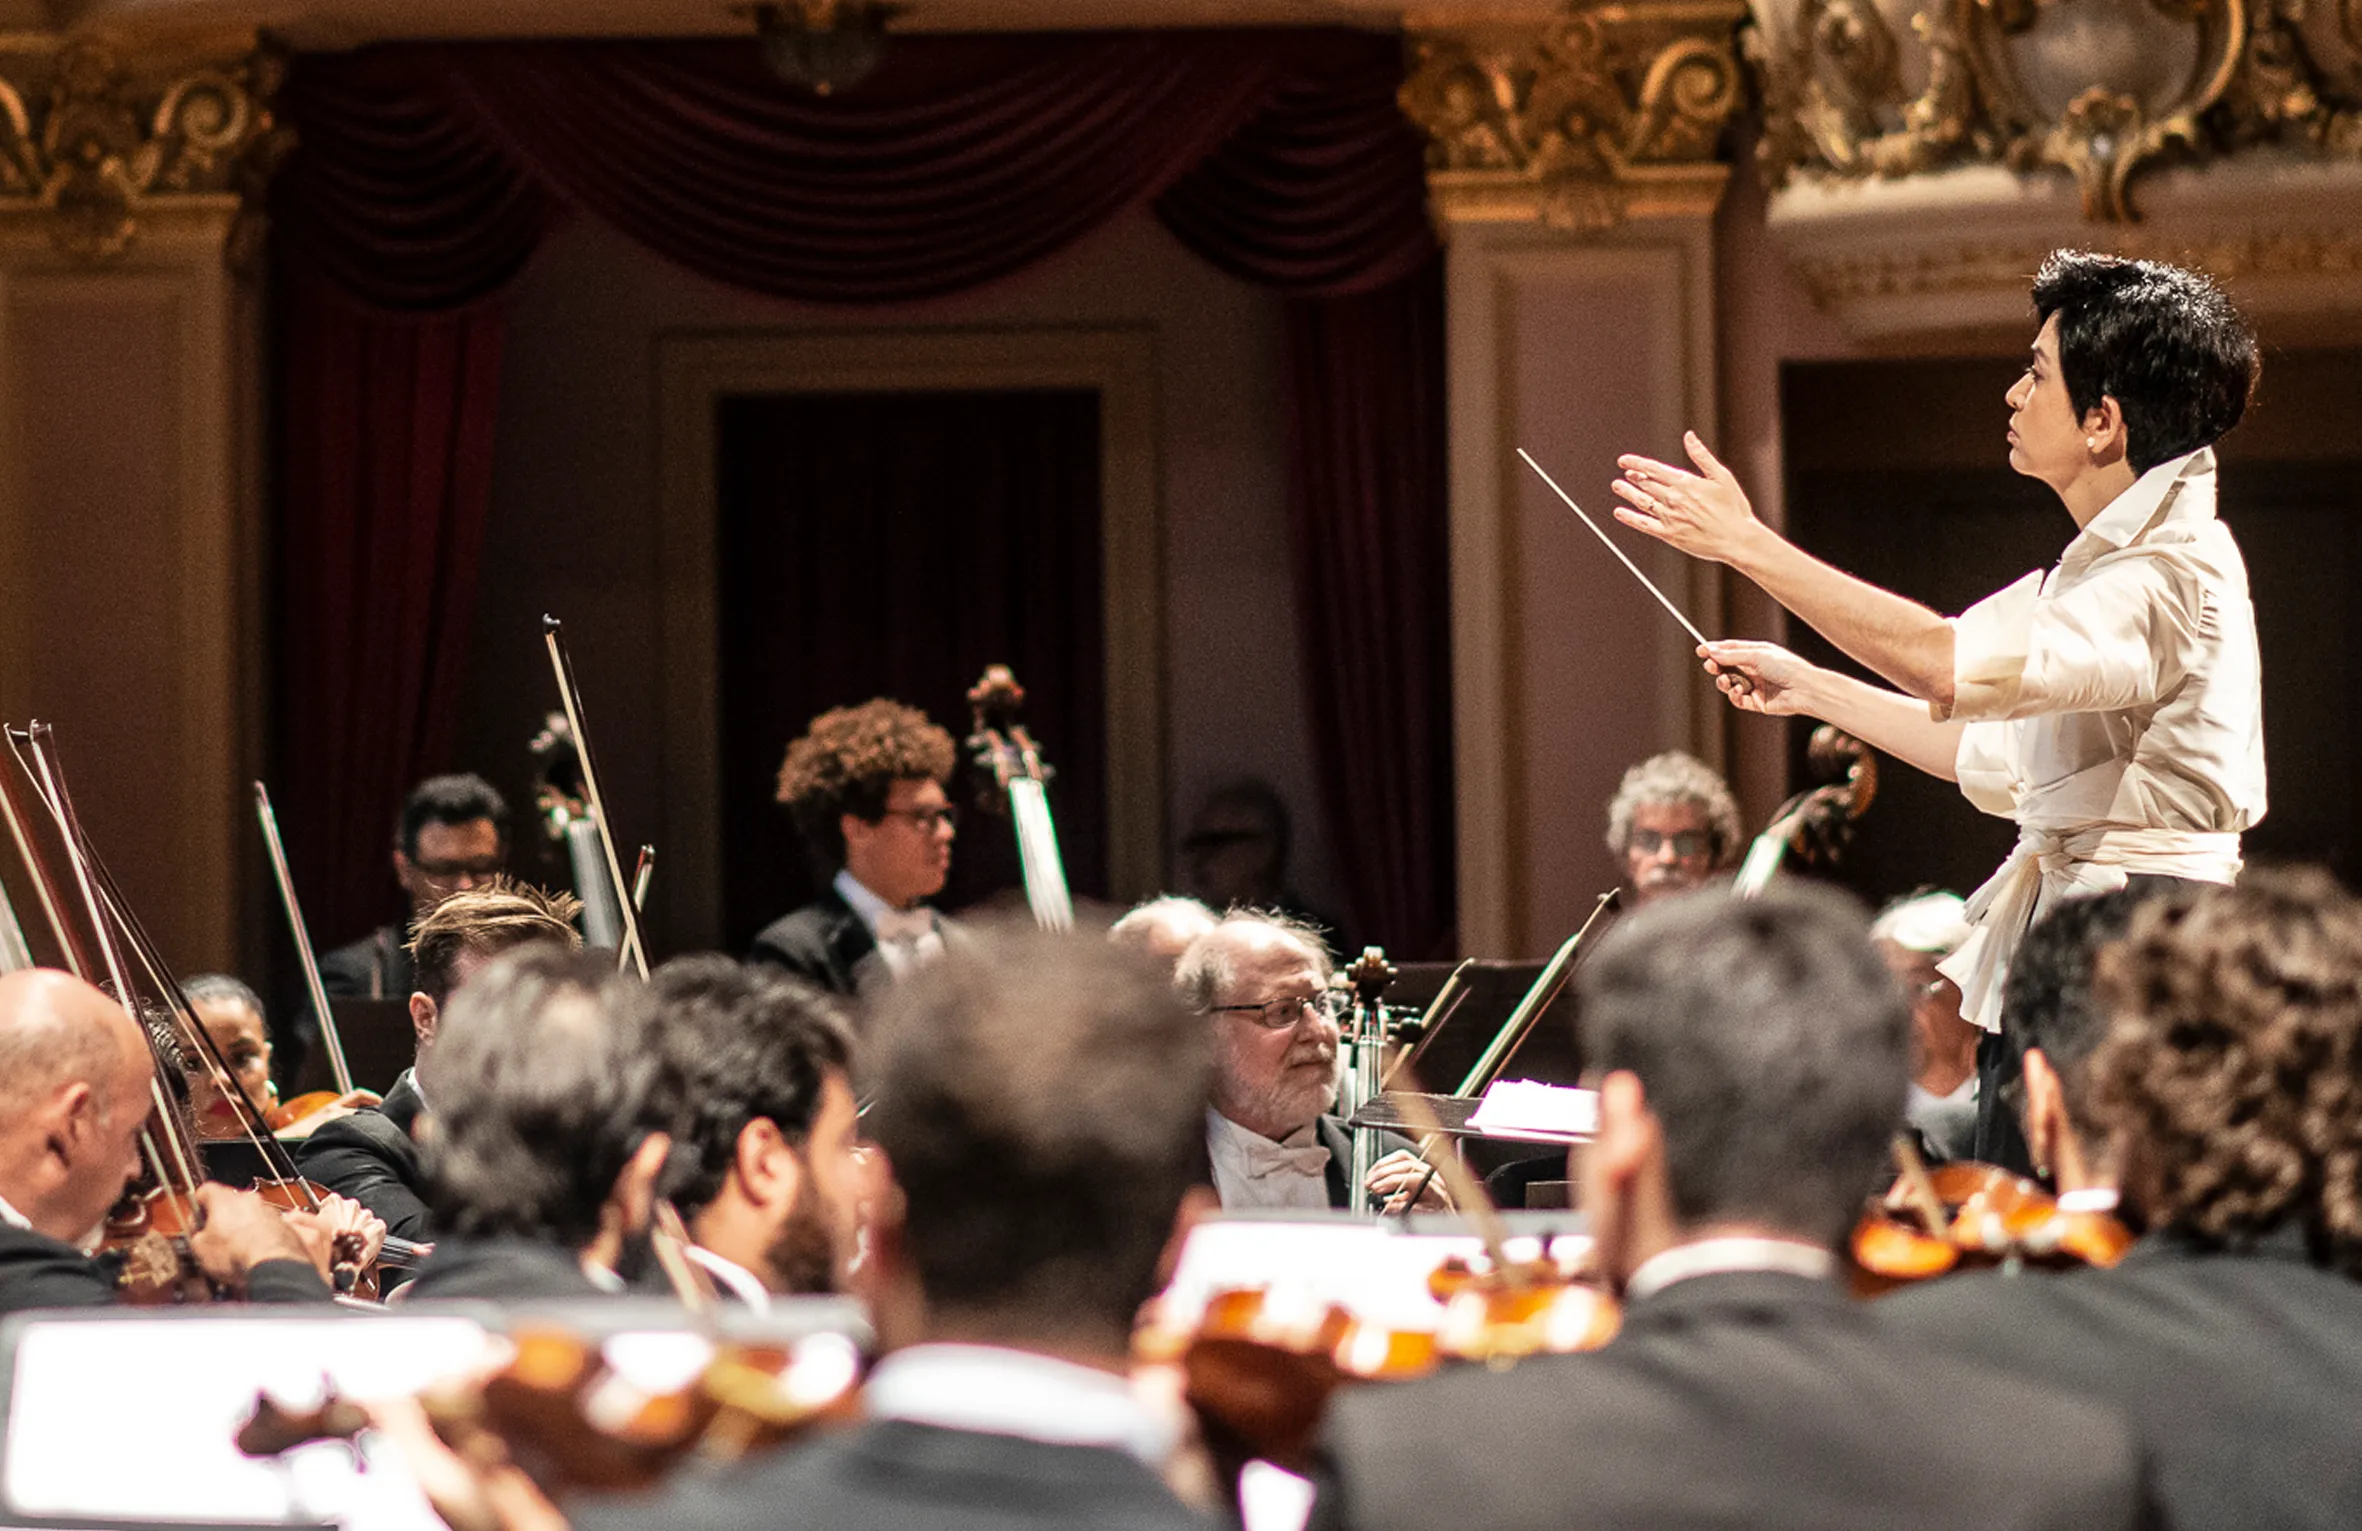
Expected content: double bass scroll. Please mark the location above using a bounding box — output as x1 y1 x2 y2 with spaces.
965 666 1074 932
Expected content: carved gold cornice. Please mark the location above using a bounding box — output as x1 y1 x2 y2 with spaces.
0 35 286 262
1790 224 2362 309
1401 0 1752 234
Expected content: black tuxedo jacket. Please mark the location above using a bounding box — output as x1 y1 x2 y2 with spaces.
1312 1269 2152 1531
570 1418 1214 1531
747 887 878 997
318 924 415 1001
0 1221 331 1317
1880 1223 2362 1531
402 1235 616 1301
294 1067 429 1242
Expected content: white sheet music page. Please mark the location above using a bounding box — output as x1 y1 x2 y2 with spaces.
1464 1079 1598 1142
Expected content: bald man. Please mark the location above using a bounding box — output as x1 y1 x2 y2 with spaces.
0 969 337 1315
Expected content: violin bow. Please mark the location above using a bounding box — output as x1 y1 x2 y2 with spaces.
542 618 650 979
253 782 357 1098
1454 890 1618 1099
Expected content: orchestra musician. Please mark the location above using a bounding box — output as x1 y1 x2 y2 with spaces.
0 970 339 1315
295 879 583 1244
1869 893 1981 1164
564 928 1218 1531
1605 750 1742 909
400 947 670 1300
1176 912 1448 1213
178 974 280 1140
1179 779 1347 954
1108 895 1219 973
750 699 963 995
1615 250 2265 1170
1881 872 2362 1531
641 955 866 1305
1310 886 2150 1531
314 773 512 1005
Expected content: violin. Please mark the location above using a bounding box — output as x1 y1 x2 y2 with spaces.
965 665 1074 932
1849 1140 2133 1296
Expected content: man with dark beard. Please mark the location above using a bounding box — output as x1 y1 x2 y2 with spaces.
643 956 864 1304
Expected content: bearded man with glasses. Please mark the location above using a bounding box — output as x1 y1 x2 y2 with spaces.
1175 912 1449 1212
1605 751 1742 910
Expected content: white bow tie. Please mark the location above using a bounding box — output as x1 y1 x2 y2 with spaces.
874 907 936 945
1241 1137 1331 1181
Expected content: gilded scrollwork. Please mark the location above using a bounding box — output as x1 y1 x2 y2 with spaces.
0 37 284 262
1756 0 2362 219
1401 0 1751 233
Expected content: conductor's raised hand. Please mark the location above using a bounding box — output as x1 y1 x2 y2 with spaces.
1698 641 1816 715
1612 431 1758 564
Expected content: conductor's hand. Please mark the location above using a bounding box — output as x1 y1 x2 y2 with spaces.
1612 431 1759 564
1699 640 1817 715
1365 1149 1453 1212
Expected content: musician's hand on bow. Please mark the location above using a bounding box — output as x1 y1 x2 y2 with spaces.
285 1191 388 1272
1612 432 1760 565
188 1184 311 1285
1366 1149 1452 1211
1699 641 1816 716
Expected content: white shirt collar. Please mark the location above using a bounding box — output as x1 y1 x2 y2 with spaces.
864 1343 1181 1465
2070 447 2214 554
2055 1187 2122 1215
686 1244 772 1311
1624 1236 1836 1300
834 870 905 928
1204 1108 1331 1211
0 1190 31 1233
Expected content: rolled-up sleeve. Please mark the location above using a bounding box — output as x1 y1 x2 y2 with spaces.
1939 556 2201 723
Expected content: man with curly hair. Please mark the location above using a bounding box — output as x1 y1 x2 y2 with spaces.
1604 750 1742 909
1882 870 2362 1531
750 699 960 995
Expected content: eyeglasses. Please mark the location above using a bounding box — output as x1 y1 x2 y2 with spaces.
1630 827 1709 858
412 857 505 880
882 806 959 833
1212 990 1345 1031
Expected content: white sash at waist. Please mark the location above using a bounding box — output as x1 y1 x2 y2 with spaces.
1936 826 2241 1033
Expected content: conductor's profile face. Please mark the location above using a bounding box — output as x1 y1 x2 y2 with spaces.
2005 314 2093 492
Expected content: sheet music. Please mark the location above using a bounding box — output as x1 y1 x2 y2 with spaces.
1463 1079 1599 1142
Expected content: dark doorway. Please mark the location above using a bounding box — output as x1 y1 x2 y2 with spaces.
714 388 1107 951
1779 351 2362 906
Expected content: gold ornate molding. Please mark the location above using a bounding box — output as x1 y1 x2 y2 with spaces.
1401 0 1752 234
0 36 287 262
1790 224 2362 308
1754 0 2362 221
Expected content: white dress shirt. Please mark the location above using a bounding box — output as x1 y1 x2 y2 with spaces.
864 1343 1182 1465
1935 448 2265 1031
834 869 944 978
1205 1108 1331 1211
686 1244 771 1311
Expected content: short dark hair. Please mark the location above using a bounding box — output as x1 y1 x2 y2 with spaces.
419 946 659 1249
863 927 1210 1340
2030 250 2259 475
2091 870 2362 1266
775 700 956 872
396 773 512 859
409 878 584 1009
1577 885 1907 1247
645 955 854 1217
1999 888 2151 1146
183 973 265 1021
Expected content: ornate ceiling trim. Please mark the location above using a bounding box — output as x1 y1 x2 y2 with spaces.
0 35 286 263
1401 0 1752 234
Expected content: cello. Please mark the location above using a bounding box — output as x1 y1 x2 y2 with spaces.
965 666 1074 932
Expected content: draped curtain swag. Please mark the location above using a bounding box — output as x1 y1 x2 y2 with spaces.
273 30 1456 955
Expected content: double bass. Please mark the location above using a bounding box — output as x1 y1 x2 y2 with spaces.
965 666 1073 932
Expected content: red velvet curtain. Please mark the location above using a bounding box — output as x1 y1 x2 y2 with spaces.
272 29 1454 954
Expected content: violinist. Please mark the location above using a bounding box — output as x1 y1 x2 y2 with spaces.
295 879 583 1244
564 928 1217 1531
299 774 511 1077
1177 913 1447 1213
179 974 277 1138
0 970 335 1315
751 699 962 995
1881 872 2362 1531
1614 252 2265 1171
1310 887 2147 1531
402 946 670 1300
642 955 864 1305
1605 750 1741 909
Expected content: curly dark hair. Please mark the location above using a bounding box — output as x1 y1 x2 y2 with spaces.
775 699 955 872
2089 869 2362 1267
